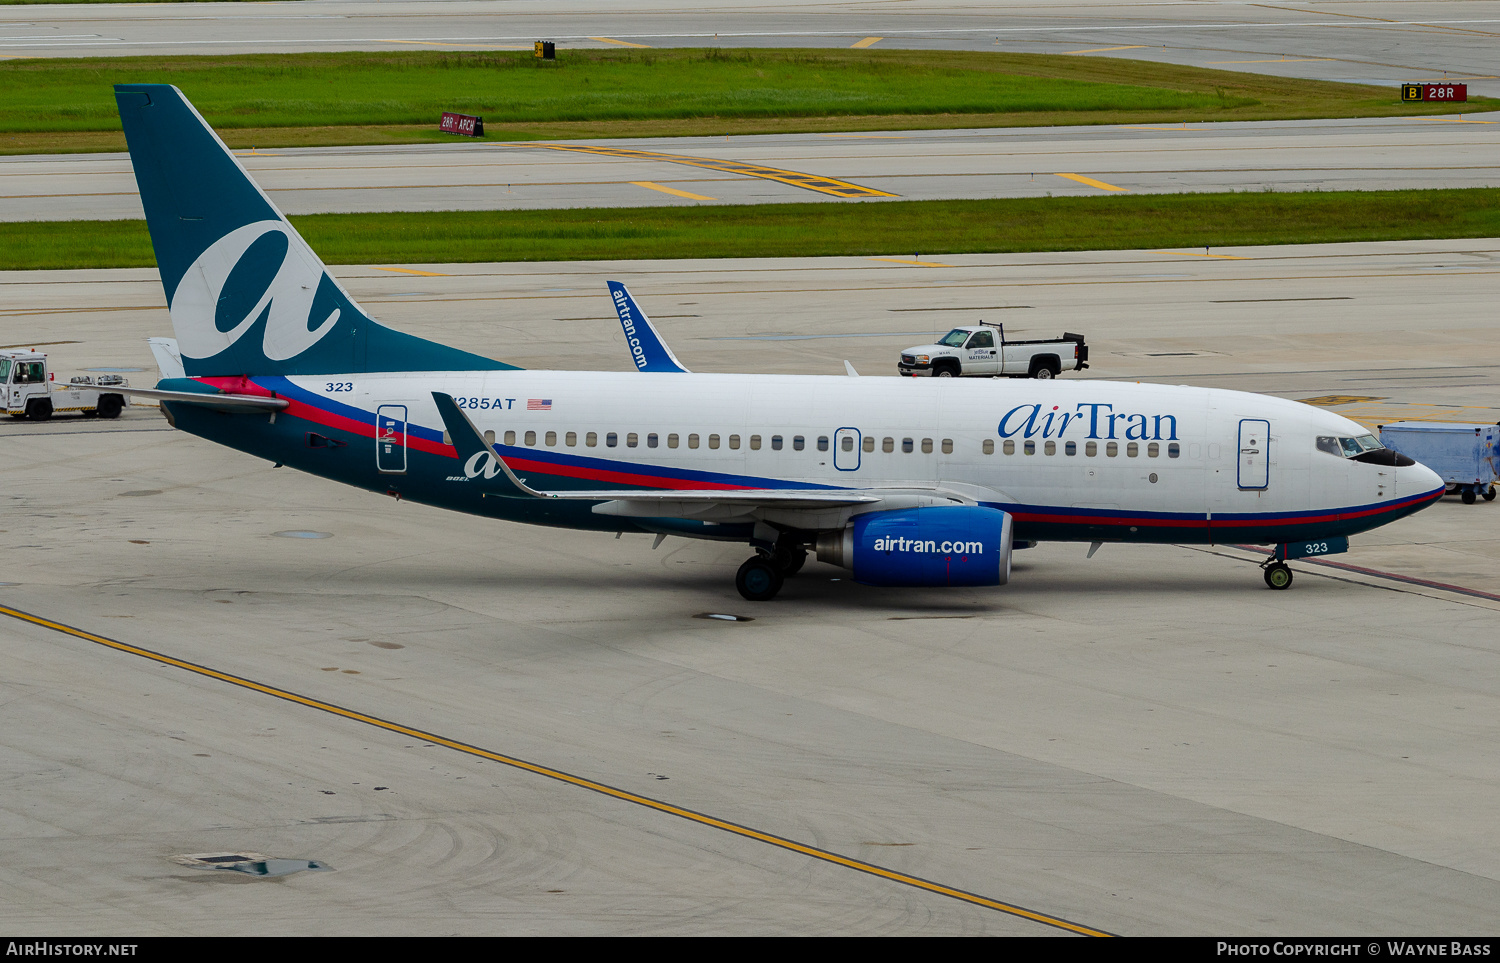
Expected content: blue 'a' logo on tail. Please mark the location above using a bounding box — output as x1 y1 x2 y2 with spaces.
115 84 516 378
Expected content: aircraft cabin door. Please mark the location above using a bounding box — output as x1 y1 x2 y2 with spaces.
376 404 408 474
1238 418 1269 490
834 427 861 471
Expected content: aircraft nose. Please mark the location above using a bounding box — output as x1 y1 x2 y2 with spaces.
1405 460 1444 496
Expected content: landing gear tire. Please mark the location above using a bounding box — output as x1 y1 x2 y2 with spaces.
1263 562 1293 590
736 557 784 602
1462 489 1477 505
1485 486 1497 502
774 548 807 578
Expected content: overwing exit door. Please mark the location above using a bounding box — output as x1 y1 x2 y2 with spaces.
834 427 861 471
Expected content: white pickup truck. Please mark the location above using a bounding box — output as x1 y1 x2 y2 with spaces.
898 324 1088 379
2 349 128 420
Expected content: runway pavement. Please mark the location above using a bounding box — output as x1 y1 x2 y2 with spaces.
5 113 1498 221
2 239 1498 933
2 0 1497 96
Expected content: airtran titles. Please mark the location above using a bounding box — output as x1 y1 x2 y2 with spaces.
997 402 1179 442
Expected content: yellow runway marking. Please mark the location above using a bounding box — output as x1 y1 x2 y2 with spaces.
1053 172 1127 192
823 134 908 139
590 36 651 48
631 181 716 200
529 144 897 198
1066 45 1149 54
1118 125 1200 132
1424 117 1499 124
374 267 451 277
1156 251 1251 260
871 258 954 268
0 600 1112 937
851 36 883 48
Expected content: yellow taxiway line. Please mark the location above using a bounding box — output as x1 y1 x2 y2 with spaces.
631 181 717 201
1066 45 1149 54
1054 172 1128 192
590 36 652 48
851 36 883 48
530 144 898 199
0 600 1113 937
374 267 452 277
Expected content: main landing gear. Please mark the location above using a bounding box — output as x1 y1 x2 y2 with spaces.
735 543 808 602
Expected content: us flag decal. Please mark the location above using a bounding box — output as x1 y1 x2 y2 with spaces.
527 399 552 411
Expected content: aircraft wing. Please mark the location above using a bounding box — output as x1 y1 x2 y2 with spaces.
607 281 689 373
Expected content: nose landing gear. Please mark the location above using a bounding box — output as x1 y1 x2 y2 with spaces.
1262 560 1294 590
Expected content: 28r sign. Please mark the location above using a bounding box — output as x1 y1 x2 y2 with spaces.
1402 83 1468 102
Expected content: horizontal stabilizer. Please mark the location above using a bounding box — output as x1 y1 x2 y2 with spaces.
607 281 689 373
108 384 289 414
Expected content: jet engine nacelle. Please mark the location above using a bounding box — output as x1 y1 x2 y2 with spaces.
814 506 1013 587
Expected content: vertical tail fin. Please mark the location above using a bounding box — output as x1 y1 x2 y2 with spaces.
115 84 514 377
607 281 689 373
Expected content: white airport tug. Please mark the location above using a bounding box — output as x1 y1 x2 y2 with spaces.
2 349 129 420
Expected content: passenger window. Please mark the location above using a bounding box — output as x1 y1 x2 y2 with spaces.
1044 440 1056 455
729 434 740 450
1065 441 1076 456
983 439 995 455
750 435 761 450
626 432 638 448
1169 442 1181 458
902 438 914 453
524 430 536 446
793 436 805 451
566 431 577 447
1126 442 1138 457
586 431 597 447
1003 439 1015 455
882 437 894 453
647 432 658 448
941 438 953 454
606 432 618 448
921 438 933 454
1147 442 1158 457
841 436 854 452
708 434 720 449
504 430 516 446
667 433 678 448
1023 440 1035 455
772 435 783 451
862 436 874 453
688 433 700 449
484 429 496 448
818 436 830 452
1106 441 1118 457
1086 441 1097 456
546 431 557 447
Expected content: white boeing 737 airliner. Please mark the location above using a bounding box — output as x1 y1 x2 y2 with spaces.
107 85 1444 601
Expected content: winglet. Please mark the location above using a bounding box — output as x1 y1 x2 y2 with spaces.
607 281 689 373
430 392 537 497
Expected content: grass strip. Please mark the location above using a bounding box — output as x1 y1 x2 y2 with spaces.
2 49 1490 154
4 190 1498 271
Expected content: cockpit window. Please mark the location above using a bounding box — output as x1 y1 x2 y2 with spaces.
938 329 970 347
1318 434 1385 458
